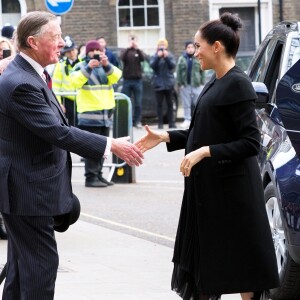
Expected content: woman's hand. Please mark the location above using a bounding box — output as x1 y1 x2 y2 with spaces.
134 125 170 153
180 146 210 177
111 136 144 167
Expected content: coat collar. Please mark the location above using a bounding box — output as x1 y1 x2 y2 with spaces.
188 75 216 134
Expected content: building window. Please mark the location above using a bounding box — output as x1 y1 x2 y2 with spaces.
2 0 20 13
118 0 159 28
220 7 256 52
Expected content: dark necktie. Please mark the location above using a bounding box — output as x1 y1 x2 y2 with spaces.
43 70 52 89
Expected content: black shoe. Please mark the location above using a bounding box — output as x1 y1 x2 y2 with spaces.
85 179 107 188
99 177 114 186
169 124 177 129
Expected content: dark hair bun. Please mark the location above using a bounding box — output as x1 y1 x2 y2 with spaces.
220 12 242 31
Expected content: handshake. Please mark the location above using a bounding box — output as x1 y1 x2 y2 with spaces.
111 125 170 167
111 136 144 167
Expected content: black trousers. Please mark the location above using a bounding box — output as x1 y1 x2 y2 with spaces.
62 97 77 127
2 214 58 300
78 126 110 181
155 89 174 127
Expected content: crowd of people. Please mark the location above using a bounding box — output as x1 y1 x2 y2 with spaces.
0 22 207 134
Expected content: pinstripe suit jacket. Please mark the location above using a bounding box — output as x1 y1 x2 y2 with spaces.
0 54 107 216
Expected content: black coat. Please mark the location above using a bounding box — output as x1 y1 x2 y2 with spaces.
168 66 279 296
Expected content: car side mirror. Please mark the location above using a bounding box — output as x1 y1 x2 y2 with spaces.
252 82 269 108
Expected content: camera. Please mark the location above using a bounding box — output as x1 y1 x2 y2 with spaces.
93 54 101 61
2 49 11 58
159 48 164 52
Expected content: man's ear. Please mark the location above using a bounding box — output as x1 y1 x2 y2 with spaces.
26 36 39 50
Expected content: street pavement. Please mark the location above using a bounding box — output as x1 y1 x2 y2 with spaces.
0 121 242 300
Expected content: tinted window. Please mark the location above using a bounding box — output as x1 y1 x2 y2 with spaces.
288 38 300 70
250 39 278 82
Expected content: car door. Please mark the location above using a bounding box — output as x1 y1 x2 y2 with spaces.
276 39 300 158
248 38 284 172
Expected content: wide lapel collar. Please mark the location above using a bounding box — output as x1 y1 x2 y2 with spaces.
188 75 216 134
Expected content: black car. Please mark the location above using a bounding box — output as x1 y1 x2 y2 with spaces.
110 48 178 124
248 21 300 299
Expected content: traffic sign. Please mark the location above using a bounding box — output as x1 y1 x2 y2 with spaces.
45 0 74 15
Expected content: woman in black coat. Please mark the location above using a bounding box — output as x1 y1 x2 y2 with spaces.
136 12 279 300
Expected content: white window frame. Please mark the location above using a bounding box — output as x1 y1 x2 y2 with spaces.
0 0 27 27
209 0 273 50
116 0 166 54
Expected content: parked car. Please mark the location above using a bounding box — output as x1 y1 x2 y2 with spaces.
204 50 255 83
110 47 178 123
248 21 300 299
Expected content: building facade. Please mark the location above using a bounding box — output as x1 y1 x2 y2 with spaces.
0 0 299 57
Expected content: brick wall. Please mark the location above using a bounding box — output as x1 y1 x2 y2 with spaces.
32 0 118 48
27 0 299 57
171 0 209 58
59 0 118 47
273 0 299 25
282 0 300 21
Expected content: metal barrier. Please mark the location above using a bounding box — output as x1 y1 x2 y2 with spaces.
55 91 134 183
111 93 135 183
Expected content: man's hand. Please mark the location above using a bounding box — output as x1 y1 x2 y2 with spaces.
111 136 144 167
134 125 169 153
88 59 101 69
100 54 109 67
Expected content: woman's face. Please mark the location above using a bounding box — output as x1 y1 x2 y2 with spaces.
194 31 215 71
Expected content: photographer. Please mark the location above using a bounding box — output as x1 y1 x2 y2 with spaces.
150 39 176 129
120 35 146 129
70 40 122 187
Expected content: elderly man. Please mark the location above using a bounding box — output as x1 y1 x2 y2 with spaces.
0 11 143 300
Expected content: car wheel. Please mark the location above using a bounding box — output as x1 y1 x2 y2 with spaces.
265 182 300 299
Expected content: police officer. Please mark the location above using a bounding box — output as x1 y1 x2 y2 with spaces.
70 40 122 187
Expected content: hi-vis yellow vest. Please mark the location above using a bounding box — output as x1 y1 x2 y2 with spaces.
70 63 122 113
52 59 80 103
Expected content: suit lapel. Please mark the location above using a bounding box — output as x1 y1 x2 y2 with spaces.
15 55 69 126
49 89 69 125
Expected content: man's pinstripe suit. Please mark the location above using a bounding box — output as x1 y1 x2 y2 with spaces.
0 54 108 299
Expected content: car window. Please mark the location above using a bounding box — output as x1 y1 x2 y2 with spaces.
250 39 278 82
288 38 300 70
236 55 253 72
264 43 283 100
